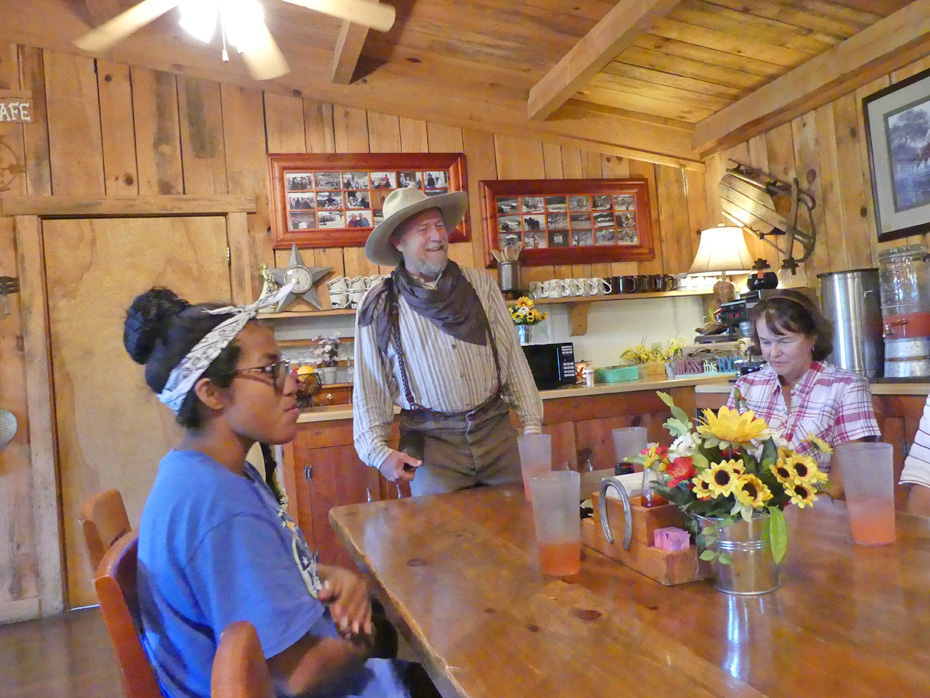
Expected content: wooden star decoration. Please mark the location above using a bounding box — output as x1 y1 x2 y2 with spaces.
269 244 332 311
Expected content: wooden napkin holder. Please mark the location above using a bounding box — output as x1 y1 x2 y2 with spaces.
582 492 709 586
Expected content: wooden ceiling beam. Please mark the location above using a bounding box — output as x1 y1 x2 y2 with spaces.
693 0 930 157
331 20 369 84
527 0 681 121
83 0 125 26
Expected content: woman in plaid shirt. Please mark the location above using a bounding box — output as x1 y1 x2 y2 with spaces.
727 290 880 498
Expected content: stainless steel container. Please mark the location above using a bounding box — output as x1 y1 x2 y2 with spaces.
818 268 883 379
884 337 930 378
695 515 779 595
497 261 521 296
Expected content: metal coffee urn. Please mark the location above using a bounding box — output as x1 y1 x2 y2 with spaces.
818 268 883 379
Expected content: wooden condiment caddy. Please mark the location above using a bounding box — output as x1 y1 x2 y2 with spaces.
582 492 709 586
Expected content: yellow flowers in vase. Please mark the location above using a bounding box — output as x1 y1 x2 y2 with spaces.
644 391 832 566
509 296 547 326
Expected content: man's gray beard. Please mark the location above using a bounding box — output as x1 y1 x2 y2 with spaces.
418 255 448 281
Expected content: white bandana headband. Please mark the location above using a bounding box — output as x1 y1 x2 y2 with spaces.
157 283 295 414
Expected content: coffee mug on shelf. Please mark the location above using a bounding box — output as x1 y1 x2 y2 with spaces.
347 275 367 292
569 278 586 296
528 281 543 299
330 290 349 309
327 276 348 294
348 288 366 309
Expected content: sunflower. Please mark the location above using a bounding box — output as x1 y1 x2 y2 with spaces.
732 474 773 509
802 435 834 455
784 454 828 484
770 458 795 486
692 471 714 500
705 460 741 497
697 406 769 446
786 481 818 508
516 296 533 308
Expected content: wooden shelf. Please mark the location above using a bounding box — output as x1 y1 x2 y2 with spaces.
258 309 358 320
508 289 713 306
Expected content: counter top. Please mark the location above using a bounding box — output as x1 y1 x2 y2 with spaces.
296 373 733 424
694 379 930 396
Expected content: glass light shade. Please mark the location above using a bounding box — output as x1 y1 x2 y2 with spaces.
179 0 219 43
221 0 265 51
689 226 754 275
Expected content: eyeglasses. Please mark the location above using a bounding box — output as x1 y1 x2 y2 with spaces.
226 359 291 393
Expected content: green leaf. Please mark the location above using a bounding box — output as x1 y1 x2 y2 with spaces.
664 417 692 438
717 552 733 565
699 549 717 561
768 506 788 564
657 391 693 430
692 452 709 470
740 505 753 522
730 500 742 516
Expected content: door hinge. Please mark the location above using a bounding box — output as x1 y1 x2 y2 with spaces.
226 246 231 267
304 465 313 481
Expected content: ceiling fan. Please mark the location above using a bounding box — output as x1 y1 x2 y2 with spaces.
74 0 396 81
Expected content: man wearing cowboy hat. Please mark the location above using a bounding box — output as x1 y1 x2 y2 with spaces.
353 187 543 495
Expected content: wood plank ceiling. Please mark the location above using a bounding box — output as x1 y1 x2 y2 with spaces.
0 0 924 168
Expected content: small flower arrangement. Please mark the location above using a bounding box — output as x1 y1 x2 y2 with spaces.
620 337 686 365
509 297 548 326
639 391 832 564
311 334 340 367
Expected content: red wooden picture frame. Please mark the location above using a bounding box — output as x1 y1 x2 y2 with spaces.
479 178 654 267
268 152 470 249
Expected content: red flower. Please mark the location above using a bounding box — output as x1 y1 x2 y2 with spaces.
666 457 696 487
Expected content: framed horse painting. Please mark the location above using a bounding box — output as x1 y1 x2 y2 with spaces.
864 67 930 243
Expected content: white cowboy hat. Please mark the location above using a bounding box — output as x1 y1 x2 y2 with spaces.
364 187 468 266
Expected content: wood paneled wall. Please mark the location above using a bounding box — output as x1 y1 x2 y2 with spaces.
0 43 704 620
703 55 930 279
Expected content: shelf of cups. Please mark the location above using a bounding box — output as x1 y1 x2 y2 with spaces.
509 289 713 337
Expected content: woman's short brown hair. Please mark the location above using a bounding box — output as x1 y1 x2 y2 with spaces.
749 289 833 362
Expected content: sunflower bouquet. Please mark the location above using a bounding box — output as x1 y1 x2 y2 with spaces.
509 296 548 326
640 391 832 564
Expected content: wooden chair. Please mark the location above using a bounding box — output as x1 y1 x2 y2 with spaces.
94 530 163 698
79 488 132 572
211 620 274 698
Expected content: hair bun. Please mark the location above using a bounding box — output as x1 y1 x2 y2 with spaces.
124 288 190 365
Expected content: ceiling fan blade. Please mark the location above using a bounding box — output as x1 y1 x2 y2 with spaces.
241 24 291 80
280 0 395 32
74 0 181 52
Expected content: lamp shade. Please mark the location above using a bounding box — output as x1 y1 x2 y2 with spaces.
689 226 754 274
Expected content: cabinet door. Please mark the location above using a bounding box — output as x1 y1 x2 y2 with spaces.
291 433 382 569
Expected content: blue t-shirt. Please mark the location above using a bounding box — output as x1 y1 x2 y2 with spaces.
137 449 409 698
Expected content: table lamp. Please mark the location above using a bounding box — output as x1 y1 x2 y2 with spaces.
689 225 754 305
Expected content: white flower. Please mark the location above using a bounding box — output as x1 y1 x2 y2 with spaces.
669 432 699 459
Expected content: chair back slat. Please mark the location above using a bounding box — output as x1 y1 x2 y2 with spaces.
80 488 132 572
211 621 274 698
95 531 163 698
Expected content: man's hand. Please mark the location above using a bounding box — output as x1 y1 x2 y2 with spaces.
907 484 930 517
378 450 421 483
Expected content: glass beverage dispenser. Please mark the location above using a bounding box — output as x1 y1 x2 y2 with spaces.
878 244 930 378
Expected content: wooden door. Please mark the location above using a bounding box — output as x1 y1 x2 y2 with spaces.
44 216 231 608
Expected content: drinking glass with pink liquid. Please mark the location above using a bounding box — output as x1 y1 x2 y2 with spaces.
518 433 552 501
835 442 896 546
529 471 581 576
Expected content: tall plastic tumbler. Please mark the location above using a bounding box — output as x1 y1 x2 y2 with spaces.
518 433 552 501
611 427 648 467
529 470 581 576
835 442 896 545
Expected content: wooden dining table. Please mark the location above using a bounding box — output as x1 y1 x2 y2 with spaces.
329 484 930 698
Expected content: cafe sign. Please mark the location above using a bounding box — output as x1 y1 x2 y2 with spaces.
0 91 33 123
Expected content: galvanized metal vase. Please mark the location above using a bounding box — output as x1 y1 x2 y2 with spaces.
516 324 534 345
695 514 779 595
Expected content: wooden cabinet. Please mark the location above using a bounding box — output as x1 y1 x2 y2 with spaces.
282 419 409 570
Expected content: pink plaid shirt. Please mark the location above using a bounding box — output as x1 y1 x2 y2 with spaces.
726 362 880 472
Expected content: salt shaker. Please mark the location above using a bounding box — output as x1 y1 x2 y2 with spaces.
582 367 595 387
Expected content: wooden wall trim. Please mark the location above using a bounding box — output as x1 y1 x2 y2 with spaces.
227 211 251 306
15 214 65 616
0 195 257 217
